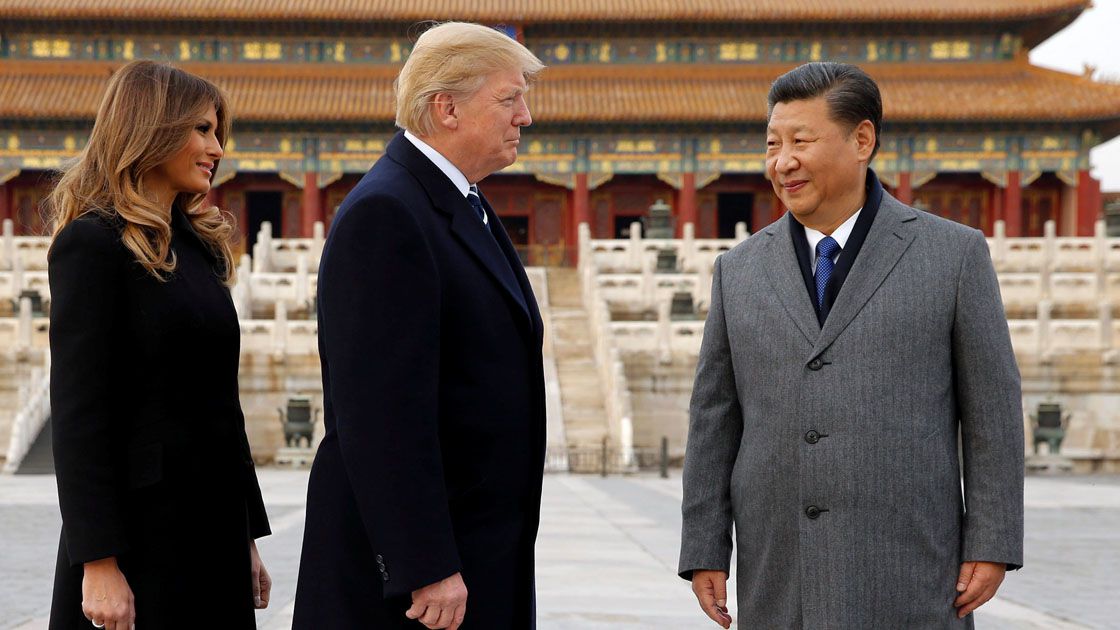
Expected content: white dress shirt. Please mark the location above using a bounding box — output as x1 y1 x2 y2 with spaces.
403 130 488 225
804 208 862 273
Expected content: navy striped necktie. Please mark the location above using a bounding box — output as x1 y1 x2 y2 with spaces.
467 185 487 225
815 236 840 309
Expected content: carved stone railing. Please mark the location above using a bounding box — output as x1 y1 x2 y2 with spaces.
610 320 707 356
578 223 635 467
586 222 742 274
248 221 325 273
231 253 318 318
2 352 51 474
989 220 1120 273
239 318 320 357
0 218 326 275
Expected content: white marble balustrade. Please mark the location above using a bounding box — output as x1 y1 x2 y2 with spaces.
239 319 320 356
0 219 326 275
587 223 743 274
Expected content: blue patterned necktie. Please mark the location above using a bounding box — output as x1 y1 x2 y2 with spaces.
467 185 487 225
815 236 841 310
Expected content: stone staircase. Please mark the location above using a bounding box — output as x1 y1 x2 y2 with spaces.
15 415 53 474
545 268 611 453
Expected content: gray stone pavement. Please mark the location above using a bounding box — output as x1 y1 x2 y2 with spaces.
2 471 1117 629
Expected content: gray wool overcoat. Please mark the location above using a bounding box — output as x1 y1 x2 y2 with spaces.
679 191 1024 629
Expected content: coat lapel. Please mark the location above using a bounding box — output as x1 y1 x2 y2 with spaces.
449 196 531 320
809 195 918 359
478 192 542 338
760 215 820 346
385 132 531 325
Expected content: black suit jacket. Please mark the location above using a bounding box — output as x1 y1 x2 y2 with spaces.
294 132 547 629
48 209 270 630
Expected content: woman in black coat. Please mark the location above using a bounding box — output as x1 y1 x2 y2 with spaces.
46 60 271 630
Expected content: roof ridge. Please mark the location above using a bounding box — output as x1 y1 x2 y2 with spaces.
0 0 1090 23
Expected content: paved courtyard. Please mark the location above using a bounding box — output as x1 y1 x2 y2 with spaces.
2 471 1117 629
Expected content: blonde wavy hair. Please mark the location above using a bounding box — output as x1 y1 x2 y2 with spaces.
395 22 544 136
49 60 237 284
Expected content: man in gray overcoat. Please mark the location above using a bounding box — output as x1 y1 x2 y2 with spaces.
678 62 1024 629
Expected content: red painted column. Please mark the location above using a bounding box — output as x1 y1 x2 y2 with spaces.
1076 169 1101 236
1003 170 1023 237
678 171 697 237
896 171 913 205
302 171 322 238
573 171 590 241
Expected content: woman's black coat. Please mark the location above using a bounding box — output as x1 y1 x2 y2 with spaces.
47 209 270 629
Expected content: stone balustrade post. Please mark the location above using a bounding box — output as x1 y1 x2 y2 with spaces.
620 415 634 468
629 221 643 272
273 299 288 358
657 300 671 363
1100 301 1116 363
2 219 13 271
1043 220 1057 272
236 254 253 318
258 222 273 272
991 220 1006 270
578 223 592 276
17 295 31 352
735 221 749 243
1038 299 1052 360
641 253 654 310
296 254 309 305
312 221 326 270
1039 223 1052 299
681 222 696 271
1095 219 1107 274
252 241 265 273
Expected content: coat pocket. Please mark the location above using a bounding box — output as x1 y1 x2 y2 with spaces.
126 442 163 489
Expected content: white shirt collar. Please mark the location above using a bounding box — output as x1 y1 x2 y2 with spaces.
403 130 470 198
804 208 862 264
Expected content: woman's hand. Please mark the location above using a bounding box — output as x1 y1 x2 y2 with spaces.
250 539 271 609
82 557 135 630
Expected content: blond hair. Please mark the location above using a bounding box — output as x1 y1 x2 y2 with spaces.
395 22 545 136
48 60 237 284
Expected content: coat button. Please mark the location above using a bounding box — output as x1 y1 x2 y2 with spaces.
383 571 390 582
808 358 823 371
805 505 822 519
375 554 383 563
805 430 820 444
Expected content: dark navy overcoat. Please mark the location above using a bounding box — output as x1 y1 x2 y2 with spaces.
294 132 546 629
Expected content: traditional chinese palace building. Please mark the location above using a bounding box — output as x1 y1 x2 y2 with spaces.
2 0 1120 263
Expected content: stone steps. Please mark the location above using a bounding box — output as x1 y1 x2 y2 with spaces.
546 268 610 452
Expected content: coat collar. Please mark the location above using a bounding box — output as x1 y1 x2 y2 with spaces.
759 170 917 353
808 192 917 359
385 131 531 321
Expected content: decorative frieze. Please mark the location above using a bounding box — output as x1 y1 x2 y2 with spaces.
532 35 1017 65
1 34 413 64
2 33 1017 65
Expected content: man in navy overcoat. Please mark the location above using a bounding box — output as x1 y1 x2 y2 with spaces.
294 22 547 630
